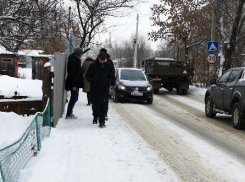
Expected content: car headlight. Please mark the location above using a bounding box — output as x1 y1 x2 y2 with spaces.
118 85 126 90
147 86 152 91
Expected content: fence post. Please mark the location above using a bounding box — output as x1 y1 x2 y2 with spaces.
42 65 54 118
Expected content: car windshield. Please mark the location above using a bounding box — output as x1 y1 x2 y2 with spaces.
120 70 146 81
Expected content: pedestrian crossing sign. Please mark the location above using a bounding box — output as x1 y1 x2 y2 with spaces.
207 41 219 53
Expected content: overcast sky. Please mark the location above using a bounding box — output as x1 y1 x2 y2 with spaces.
99 0 162 50
63 0 163 50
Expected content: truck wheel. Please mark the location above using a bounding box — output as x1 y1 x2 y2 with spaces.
177 88 181 95
113 91 119 103
153 89 159 94
167 87 173 92
205 96 216 118
232 102 245 130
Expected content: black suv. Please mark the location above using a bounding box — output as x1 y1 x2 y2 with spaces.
205 67 245 129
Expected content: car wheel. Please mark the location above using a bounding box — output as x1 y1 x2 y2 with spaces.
153 89 159 94
113 91 119 103
232 102 245 130
147 98 153 104
205 96 216 118
181 89 187 95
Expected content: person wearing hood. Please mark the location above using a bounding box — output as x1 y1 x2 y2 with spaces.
85 52 115 128
99 48 115 121
65 47 89 119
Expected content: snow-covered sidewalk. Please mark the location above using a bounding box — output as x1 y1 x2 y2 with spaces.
18 92 179 182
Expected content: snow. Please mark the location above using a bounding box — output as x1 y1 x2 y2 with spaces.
0 45 13 54
189 85 206 96
0 75 42 98
44 62 51 67
2 75 245 181
18 95 179 182
0 46 52 58
0 112 33 149
18 68 32 79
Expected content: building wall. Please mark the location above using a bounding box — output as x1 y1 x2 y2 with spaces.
32 57 49 80
0 54 18 77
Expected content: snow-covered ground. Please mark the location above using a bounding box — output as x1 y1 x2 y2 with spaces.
2 74 223 182
18 94 180 182
18 68 32 80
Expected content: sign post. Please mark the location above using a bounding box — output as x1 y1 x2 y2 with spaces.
207 41 219 80
206 53 218 64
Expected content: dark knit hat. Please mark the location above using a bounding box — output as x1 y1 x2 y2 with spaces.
100 48 107 53
73 48 83 56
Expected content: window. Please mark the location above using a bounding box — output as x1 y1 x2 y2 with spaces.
120 70 146 81
2 58 12 62
218 70 231 84
227 70 240 84
156 61 171 66
1 58 13 70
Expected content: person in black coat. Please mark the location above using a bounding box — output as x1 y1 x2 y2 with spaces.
86 52 115 128
65 48 89 119
99 48 115 120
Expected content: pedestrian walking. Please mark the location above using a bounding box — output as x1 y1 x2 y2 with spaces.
82 56 94 106
86 52 115 128
65 47 89 119
99 48 115 120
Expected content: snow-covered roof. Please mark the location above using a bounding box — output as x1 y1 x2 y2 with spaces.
0 45 14 55
0 46 53 58
18 49 52 58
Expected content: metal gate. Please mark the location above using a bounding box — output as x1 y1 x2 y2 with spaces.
53 53 67 126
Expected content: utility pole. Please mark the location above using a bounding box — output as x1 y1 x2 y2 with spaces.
133 14 139 68
209 1 217 80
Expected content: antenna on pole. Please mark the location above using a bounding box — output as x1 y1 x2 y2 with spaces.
133 14 139 68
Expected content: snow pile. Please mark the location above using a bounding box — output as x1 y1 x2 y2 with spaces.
18 68 32 79
0 75 42 98
0 112 33 149
189 85 206 96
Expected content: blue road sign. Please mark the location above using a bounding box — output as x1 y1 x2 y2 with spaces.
207 41 219 53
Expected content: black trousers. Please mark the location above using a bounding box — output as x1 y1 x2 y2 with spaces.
105 97 109 116
92 96 107 124
66 89 79 116
87 92 92 104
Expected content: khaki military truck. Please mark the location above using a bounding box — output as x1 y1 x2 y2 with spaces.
143 57 194 95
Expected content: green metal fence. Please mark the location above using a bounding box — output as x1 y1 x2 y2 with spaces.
0 100 52 182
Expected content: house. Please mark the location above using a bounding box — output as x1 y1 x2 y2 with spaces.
0 46 53 80
0 46 18 77
19 49 53 80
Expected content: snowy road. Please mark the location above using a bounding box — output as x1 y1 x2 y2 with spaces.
111 90 245 182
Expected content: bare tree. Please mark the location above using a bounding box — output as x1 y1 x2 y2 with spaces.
0 0 66 52
112 34 153 68
73 0 139 49
221 0 245 71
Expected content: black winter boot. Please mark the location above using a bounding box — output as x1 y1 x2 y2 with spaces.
93 117 98 124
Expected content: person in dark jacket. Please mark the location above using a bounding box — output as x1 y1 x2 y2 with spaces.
99 48 115 121
65 48 89 119
82 56 94 105
86 52 115 128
